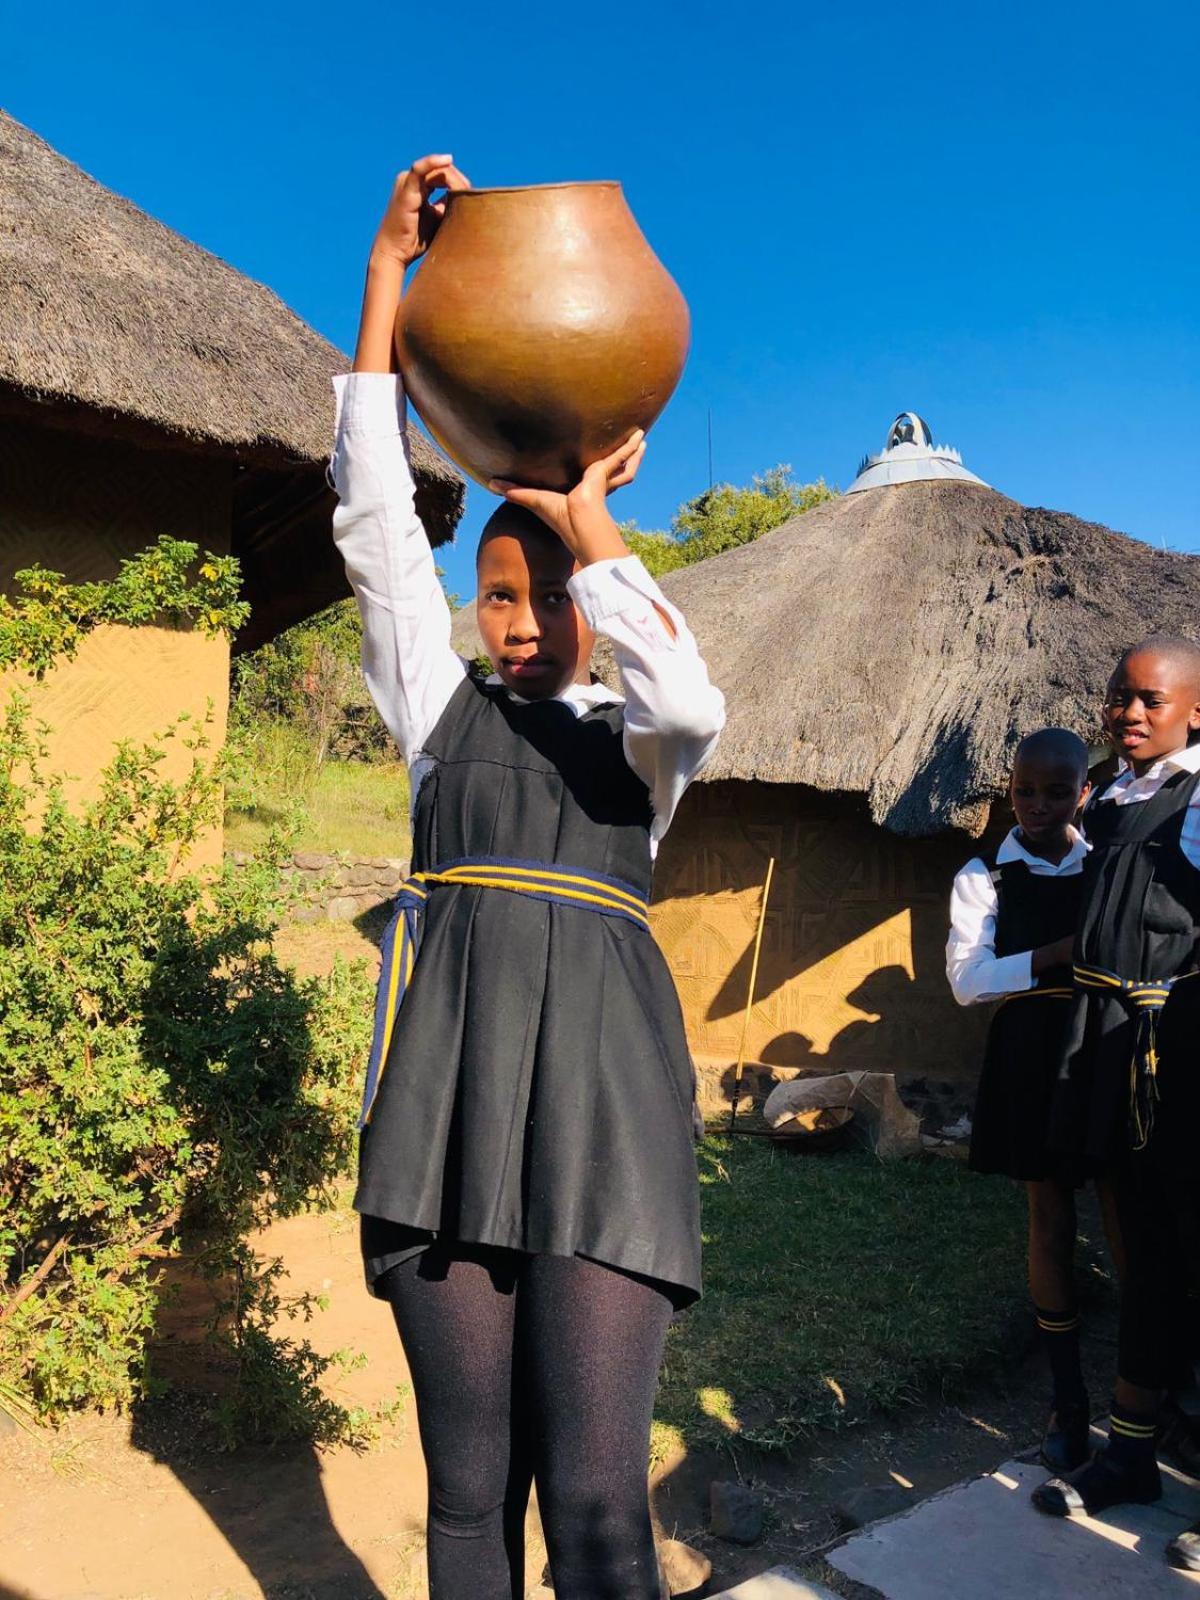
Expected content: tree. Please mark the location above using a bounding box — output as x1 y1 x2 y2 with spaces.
620 465 837 575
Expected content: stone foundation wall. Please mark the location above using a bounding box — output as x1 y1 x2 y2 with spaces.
229 852 410 922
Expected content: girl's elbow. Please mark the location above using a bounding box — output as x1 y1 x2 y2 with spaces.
655 688 726 746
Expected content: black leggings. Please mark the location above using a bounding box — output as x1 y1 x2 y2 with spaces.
376 1243 673 1600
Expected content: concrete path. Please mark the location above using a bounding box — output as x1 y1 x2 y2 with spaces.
829 1452 1200 1598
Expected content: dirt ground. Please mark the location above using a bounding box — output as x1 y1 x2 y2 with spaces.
0 1185 1119 1600
0 914 1119 1599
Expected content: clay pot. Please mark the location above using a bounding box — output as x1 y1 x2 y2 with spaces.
395 182 690 490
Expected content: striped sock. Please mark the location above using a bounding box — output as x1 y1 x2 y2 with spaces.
1035 1305 1085 1409
1106 1403 1158 1472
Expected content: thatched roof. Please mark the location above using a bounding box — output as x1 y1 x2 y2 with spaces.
451 481 1200 837
0 110 464 649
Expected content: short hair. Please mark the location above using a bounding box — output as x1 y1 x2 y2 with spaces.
476 503 564 564
1013 727 1090 783
1114 632 1200 696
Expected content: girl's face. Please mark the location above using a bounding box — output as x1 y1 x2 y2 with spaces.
1009 753 1089 852
475 529 594 701
1103 650 1200 775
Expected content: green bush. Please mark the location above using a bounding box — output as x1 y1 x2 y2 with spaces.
0 546 374 1441
230 597 393 765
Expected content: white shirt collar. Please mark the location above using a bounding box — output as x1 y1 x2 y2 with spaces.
484 673 624 710
1113 743 1200 783
995 823 1090 871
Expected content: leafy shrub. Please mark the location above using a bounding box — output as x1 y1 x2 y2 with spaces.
0 545 374 1441
620 465 838 576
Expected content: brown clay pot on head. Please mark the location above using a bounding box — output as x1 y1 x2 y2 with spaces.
395 182 690 492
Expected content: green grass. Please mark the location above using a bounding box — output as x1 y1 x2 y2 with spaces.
224 722 412 859
652 1136 1035 1461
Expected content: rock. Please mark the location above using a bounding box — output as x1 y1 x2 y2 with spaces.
348 864 379 887
227 850 252 867
708 1571 840 1598
290 905 324 925
835 1483 914 1528
374 866 403 885
293 852 334 871
659 1536 712 1595
709 1479 764 1544
327 895 361 921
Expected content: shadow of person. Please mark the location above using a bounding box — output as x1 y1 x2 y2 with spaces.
129 1389 393 1600
749 964 918 1087
701 899 901 1025
821 964 918 1070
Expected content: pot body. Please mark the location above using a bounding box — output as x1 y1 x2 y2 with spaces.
396 182 690 490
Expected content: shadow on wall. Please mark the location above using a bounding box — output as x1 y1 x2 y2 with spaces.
651 781 1000 1086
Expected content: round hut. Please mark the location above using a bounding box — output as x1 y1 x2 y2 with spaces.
654 414 1200 1106
452 413 1200 1105
0 110 463 852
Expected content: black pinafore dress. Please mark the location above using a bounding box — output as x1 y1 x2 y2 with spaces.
968 852 1084 1181
356 675 702 1306
1050 770 1200 1178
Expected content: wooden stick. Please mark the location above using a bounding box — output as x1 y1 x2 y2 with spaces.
729 857 775 1131
0 1234 71 1326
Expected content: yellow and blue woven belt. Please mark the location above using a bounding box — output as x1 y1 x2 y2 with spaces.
1073 962 1197 1149
360 856 651 1128
998 986 1074 1007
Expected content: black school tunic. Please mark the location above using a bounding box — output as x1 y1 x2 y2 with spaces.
1051 769 1200 1178
356 675 702 1305
968 854 1084 1181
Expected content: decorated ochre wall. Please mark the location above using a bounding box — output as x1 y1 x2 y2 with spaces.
1 422 232 865
650 780 992 1106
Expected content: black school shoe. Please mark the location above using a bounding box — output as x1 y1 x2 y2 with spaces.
1168 1522 1200 1573
1040 1396 1091 1474
1031 1447 1162 1518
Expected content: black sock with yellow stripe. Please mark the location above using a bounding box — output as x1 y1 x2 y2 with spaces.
1035 1305 1085 1410
1106 1402 1159 1473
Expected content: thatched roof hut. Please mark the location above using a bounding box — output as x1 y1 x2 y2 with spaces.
0 109 464 651
658 475 1200 837
456 416 1200 1103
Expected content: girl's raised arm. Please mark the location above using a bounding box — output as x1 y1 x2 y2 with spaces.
331 158 471 765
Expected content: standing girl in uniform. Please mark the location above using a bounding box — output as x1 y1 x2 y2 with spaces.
331 155 725 1600
947 728 1115 1471
1032 637 1200 1574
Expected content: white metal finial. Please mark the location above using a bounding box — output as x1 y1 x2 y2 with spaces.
848 412 988 494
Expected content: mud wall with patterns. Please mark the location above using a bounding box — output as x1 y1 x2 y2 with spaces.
1 422 233 866
649 780 993 1101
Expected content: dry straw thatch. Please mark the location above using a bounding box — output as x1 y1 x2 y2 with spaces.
663 481 1200 835
451 479 1200 836
0 110 464 646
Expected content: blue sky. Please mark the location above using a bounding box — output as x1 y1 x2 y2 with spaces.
7 1 1199 602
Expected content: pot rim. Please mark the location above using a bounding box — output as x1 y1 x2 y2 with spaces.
446 180 621 198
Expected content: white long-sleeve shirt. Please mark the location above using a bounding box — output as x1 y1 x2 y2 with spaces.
329 372 725 850
946 826 1091 1006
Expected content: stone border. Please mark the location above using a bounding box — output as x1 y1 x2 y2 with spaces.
228 851 409 924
